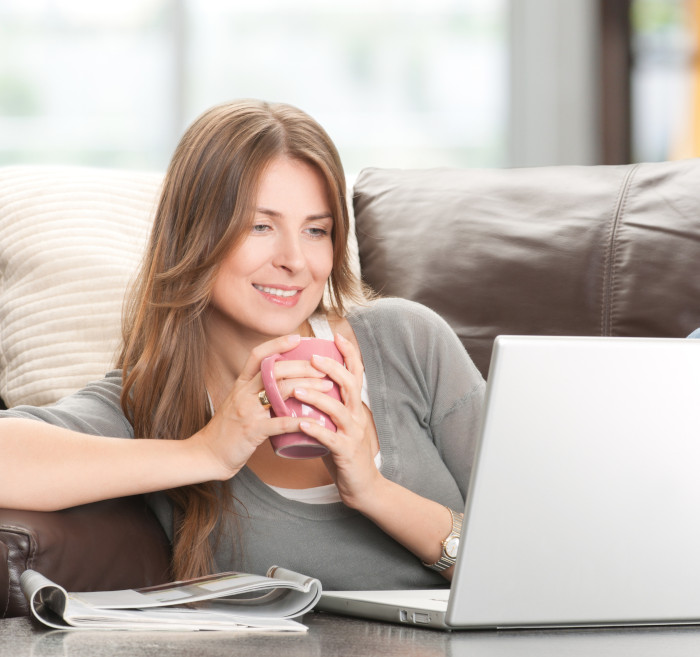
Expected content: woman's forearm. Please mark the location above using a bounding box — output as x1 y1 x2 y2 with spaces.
353 477 458 580
0 418 223 511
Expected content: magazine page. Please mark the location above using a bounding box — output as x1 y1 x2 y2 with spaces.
20 567 321 632
32 596 307 632
22 570 72 630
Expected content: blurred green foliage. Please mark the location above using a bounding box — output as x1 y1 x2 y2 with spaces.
0 76 40 115
631 0 685 33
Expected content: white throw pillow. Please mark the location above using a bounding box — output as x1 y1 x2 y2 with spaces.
0 165 362 409
0 165 162 407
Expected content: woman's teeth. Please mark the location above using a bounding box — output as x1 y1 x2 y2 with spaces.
254 284 298 298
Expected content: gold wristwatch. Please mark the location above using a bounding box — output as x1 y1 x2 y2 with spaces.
422 507 463 572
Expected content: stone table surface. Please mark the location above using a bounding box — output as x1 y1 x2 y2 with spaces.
6 612 700 657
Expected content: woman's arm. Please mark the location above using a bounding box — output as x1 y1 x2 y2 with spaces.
343 470 461 578
0 418 223 511
299 410 461 578
295 329 483 580
0 334 319 512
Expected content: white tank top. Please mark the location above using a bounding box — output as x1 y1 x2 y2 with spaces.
307 314 371 408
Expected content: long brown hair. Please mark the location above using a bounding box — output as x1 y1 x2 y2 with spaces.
118 100 365 579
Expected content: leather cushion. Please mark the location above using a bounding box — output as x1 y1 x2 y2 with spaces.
0 497 170 617
353 160 700 376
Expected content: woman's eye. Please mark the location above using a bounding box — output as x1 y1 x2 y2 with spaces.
306 227 329 238
252 223 271 233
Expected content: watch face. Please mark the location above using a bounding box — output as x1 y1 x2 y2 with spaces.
445 536 460 559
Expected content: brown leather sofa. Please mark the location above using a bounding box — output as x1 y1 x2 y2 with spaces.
2 158 700 617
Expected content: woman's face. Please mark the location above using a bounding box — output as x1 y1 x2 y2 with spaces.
208 156 335 344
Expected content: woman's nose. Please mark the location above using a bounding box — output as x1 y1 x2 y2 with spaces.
272 234 305 272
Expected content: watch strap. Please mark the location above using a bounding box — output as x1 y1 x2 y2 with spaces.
422 507 463 572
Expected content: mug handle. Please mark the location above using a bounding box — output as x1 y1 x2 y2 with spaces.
260 354 293 417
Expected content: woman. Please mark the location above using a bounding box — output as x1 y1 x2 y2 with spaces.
0 100 485 590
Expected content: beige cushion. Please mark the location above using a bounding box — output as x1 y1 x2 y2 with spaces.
0 166 162 407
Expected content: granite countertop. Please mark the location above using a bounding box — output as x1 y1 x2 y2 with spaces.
0 612 451 657
6 611 700 657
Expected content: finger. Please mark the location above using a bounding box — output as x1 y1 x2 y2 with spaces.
297 419 367 464
235 372 269 405
238 334 302 382
277 377 334 400
272 359 328 380
293 386 352 430
334 333 364 381
298 418 339 451
310 353 353 385
218 372 270 418
268 415 313 438
310 353 361 409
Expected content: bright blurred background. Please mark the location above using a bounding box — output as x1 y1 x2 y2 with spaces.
0 0 697 175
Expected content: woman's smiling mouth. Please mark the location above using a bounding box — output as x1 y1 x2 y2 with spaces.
252 284 302 306
253 284 299 297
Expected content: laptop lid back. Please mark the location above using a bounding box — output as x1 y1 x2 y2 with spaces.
447 336 700 628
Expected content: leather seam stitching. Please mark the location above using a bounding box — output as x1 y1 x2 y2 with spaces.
1 527 34 617
601 164 640 335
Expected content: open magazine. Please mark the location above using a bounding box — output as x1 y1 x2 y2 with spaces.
21 566 322 632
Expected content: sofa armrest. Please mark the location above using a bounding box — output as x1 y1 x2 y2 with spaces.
0 497 171 618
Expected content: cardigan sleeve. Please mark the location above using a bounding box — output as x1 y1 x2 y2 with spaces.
0 370 134 438
348 297 485 501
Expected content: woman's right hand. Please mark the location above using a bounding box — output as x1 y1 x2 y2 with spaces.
192 334 330 480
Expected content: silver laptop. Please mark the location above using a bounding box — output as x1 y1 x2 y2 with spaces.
318 335 700 629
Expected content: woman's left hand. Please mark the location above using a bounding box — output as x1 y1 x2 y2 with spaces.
297 332 457 580
293 332 383 510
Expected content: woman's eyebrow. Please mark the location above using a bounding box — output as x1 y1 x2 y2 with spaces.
255 207 333 221
255 207 281 218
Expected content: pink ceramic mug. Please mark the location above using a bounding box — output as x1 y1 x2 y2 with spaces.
260 338 343 459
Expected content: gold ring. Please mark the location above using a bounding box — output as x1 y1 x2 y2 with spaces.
258 389 271 409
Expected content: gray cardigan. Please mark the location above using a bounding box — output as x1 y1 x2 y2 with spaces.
2 298 485 590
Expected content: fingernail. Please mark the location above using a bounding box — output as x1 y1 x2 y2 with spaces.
319 379 333 391
288 334 301 345
295 387 308 397
336 332 348 343
312 354 326 365
300 421 311 430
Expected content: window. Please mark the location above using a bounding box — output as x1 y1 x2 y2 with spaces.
0 0 508 175
631 0 699 161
